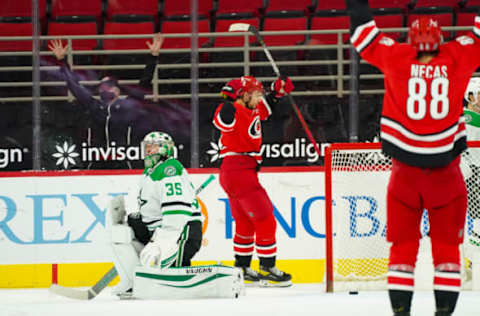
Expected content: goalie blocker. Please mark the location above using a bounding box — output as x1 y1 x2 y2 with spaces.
133 264 245 299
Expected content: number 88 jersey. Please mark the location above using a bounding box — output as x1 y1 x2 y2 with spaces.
352 18 480 168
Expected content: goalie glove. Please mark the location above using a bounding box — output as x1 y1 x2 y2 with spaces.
271 77 294 98
140 241 162 267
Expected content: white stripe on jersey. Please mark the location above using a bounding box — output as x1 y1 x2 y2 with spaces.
260 96 272 116
474 16 480 38
351 20 380 52
381 129 466 154
213 114 236 132
381 116 464 142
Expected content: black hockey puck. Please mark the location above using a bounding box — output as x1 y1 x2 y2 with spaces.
349 291 359 295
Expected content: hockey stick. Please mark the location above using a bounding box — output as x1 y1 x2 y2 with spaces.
228 23 322 157
49 174 216 300
50 266 117 300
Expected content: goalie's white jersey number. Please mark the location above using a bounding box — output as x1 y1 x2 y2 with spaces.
407 77 449 120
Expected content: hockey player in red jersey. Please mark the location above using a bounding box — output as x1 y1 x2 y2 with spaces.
213 75 294 287
346 0 480 315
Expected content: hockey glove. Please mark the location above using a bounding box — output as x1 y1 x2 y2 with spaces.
140 241 162 267
271 77 294 98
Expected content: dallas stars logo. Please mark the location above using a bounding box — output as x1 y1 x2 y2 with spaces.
52 141 80 169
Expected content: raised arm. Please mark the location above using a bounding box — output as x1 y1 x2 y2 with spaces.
346 0 374 34
48 39 101 109
122 34 164 100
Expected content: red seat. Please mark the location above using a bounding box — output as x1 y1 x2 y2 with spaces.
214 18 260 47
216 0 263 17
263 17 307 46
161 20 210 48
0 0 46 19
370 0 410 9
408 13 453 38
464 0 480 6
106 0 158 20
0 22 32 51
456 12 477 37
374 14 403 39
310 16 350 45
48 22 98 51
412 0 460 7
50 0 102 21
103 22 154 50
265 0 315 14
162 0 213 18
315 0 346 11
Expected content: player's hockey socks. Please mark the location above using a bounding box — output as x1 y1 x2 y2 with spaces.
433 267 460 315
387 268 414 314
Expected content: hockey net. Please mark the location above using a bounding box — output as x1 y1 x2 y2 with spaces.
324 142 480 292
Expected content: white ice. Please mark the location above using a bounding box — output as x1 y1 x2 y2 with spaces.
0 285 478 316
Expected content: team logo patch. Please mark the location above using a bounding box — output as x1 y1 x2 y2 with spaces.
164 165 176 176
248 117 262 139
465 113 472 123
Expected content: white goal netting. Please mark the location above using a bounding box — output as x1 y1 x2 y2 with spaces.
325 142 480 292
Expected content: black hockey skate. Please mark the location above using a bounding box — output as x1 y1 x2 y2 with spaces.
240 267 263 286
259 265 292 287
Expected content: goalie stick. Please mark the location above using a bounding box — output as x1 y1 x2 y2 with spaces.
49 174 216 300
228 23 322 158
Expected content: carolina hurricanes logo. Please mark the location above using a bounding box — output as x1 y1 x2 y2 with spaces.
248 117 262 139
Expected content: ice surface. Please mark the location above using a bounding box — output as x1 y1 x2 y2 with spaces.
0 285 478 316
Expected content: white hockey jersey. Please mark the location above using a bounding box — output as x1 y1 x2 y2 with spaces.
137 158 201 267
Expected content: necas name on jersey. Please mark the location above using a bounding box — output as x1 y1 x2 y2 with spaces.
410 64 447 79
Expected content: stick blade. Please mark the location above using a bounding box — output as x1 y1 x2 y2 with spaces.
49 284 90 300
228 23 251 32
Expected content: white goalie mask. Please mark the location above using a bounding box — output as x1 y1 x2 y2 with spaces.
465 77 480 105
141 131 175 168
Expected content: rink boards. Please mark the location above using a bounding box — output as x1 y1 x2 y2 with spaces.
0 166 398 288
0 167 328 287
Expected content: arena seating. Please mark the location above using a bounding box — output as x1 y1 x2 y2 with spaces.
50 0 102 22
0 22 33 51
160 19 211 48
215 0 264 18
0 0 46 21
106 0 159 22
48 21 98 51
264 0 316 17
103 21 155 50
162 0 213 19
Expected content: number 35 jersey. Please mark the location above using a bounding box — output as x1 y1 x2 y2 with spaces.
137 158 201 241
352 17 480 167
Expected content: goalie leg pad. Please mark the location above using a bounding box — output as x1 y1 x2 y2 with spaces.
108 195 127 225
109 224 141 295
133 265 245 299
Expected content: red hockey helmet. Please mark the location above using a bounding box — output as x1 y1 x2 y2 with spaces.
408 17 443 52
238 75 263 95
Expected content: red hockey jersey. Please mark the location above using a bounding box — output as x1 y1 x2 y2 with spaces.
212 98 272 163
351 17 480 167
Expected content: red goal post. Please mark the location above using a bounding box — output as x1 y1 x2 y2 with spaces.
324 141 480 293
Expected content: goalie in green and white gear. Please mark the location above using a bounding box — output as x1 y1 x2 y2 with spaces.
108 131 203 297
